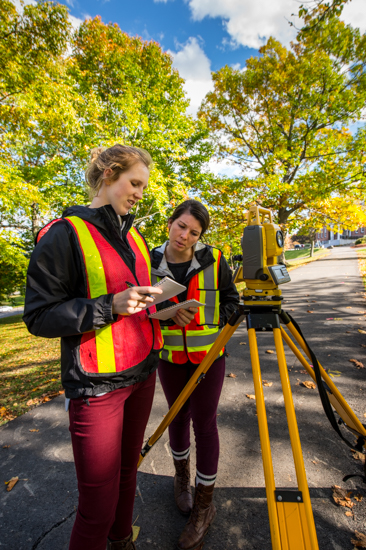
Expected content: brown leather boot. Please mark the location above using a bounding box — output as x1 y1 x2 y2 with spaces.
174 456 193 515
107 531 136 549
177 483 216 550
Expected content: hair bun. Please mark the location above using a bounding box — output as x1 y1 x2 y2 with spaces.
90 146 106 164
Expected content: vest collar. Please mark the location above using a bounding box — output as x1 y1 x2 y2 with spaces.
151 240 208 278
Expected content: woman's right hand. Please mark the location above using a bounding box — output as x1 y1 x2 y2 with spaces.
112 286 163 316
172 307 198 327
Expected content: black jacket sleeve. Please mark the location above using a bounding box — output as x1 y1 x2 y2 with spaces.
218 254 240 327
23 221 115 338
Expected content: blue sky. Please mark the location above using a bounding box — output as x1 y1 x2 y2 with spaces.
65 0 259 73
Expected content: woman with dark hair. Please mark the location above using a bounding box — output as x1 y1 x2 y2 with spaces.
23 144 164 550
151 199 240 550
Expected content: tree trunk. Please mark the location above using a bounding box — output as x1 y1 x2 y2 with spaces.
31 202 40 238
309 228 316 257
277 207 290 265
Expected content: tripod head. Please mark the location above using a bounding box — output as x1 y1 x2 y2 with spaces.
233 206 290 301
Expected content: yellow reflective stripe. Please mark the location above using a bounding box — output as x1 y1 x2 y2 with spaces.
198 270 206 324
212 249 220 325
66 216 116 374
160 329 182 336
130 227 151 278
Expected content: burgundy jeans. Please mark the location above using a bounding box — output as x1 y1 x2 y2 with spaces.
158 356 225 476
68 372 156 550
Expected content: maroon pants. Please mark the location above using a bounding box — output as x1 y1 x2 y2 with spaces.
158 356 225 476
68 372 156 550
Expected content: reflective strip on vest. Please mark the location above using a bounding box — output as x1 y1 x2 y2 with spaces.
186 328 221 348
130 227 151 278
66 216 116 373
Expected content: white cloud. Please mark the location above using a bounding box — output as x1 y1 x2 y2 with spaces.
168 37 213 116
341 0 366 33
186 0 300 49
186 0 366 50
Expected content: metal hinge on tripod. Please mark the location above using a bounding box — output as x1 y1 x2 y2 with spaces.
275 490 303 503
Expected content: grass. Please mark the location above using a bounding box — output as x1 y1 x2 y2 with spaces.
357 248 366 291
285 247 328 269
0 295 25 307
0 314 63 426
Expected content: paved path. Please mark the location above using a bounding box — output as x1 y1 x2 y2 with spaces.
0 306 24 319
1 246 365 550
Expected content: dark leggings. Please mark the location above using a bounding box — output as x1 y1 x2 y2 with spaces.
158 356 225 476
68 372 156 550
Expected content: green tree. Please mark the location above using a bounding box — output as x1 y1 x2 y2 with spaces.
71 17 212 247
198 15 366 247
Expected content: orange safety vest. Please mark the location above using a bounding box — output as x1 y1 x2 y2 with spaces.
153 248 224 364
38 216 163 376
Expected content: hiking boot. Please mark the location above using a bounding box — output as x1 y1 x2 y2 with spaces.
174 456 193 515
177 483 216 549
107 531 136 550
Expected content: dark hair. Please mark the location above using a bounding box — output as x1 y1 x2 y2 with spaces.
169 200 210 236
85 144 152 197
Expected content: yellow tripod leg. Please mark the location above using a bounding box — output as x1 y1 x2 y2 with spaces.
137 321 240 468
280 323 366 442
248 328 281 550
273 329 319 550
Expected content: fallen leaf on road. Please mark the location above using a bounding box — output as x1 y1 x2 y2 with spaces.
345 510 354 517
299 370 307 374
3 445 10 449
246 394 256 400
358 329 366 334
358 312 366 314
332 486 354 509
266 350 275 354
307 310 314 313
351 530 366 548
6 477 19 492
262 380 273 387
351 450 366 464
346 306 353 309
239 342 247 345
354 494 363 502
227 373 237 378
349 359 365 369
132 526 140 542
302 381 316 389
326 318 334 320
29 429 39 433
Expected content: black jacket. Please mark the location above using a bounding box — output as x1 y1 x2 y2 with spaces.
150 241 240 328
23 205 159 399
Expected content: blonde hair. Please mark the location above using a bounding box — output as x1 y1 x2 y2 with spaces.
85 144 152 197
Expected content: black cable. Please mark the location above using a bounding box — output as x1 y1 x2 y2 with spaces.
283 311 366 483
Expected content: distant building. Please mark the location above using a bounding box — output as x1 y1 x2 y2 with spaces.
315 226 365 247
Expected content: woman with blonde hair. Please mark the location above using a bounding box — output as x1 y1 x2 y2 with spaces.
24 144 163 550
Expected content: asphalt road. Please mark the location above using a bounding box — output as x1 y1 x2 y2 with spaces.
1 246 365 550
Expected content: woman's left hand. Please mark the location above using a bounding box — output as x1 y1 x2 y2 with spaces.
172 307 198 327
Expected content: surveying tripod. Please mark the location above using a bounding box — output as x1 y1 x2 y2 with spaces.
138 208 366 550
